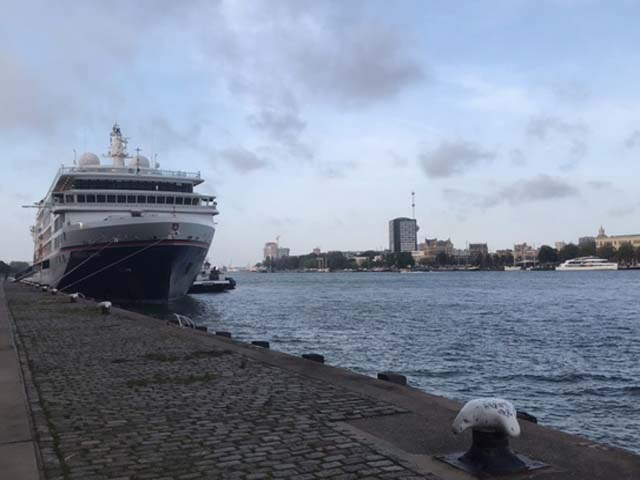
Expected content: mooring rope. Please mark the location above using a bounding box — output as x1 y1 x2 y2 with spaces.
56 239 116 284
59 237 167 292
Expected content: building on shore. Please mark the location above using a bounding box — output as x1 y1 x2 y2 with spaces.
514 243 537 265
422 238 454 260
388 217 418 253
469 243 488 258
555 241 567 250
263 241 290 261
595 226 640 249
578 236 596 247
263 242 278 261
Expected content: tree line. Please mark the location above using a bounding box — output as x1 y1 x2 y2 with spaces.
259 240 639 272
0 261 30 280
538 241 639 266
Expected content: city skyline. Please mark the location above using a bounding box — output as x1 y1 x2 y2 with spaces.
3 1 640 266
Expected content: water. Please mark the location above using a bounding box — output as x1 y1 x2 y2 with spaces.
133 271 640 454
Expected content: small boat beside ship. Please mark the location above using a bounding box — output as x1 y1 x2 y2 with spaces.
188 260 236 293
556 256 618 271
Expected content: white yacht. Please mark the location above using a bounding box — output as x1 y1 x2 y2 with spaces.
556 256 618 271
25 124 218 301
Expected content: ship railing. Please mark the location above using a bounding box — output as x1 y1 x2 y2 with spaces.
58 166 201 180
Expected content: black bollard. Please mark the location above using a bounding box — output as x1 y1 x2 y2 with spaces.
377 371 407 386
302 353 324 364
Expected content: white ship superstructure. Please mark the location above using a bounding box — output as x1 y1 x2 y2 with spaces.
556 256 618 271
27 124 218 301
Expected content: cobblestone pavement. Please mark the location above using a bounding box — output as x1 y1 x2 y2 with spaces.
6 284 435 480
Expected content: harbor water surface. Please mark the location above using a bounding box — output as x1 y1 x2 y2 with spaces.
131 271 640 454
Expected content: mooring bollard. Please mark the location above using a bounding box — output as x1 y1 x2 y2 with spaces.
215 331 232 338
302 353 324 363
50 288 58 295
98 301 112 314
70 293 79 303
251 341 270 349
438 397 547 476
195 325 208 332
41 286 48 292
377 371 407 386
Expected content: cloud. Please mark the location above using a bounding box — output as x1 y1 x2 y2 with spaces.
419 141 495 178
526 114 589 169
247 109 306 143
0 51 72 133
443 175 579 210
498 175 579 204
526 115 588 140
388 150 409 168
287 22 425 106
245 95 314 161
550 82 590 106
624 130 640 149
608 204 640 218
318 160 357 179
217 147 269 172
587 180 614 190
510 148 527 166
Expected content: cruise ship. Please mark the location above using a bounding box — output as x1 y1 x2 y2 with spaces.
25 124 218 301
556 256 618 271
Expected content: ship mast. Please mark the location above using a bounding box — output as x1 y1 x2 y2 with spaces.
107 123 129 167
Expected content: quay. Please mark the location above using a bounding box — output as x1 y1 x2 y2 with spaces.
1 282 639 479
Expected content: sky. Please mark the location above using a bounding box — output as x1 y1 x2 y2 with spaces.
2 0 640 266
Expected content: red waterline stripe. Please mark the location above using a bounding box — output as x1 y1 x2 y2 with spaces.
61 239 209 253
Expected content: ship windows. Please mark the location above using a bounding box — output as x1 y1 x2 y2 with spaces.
64 193 205 207
71 179 194 193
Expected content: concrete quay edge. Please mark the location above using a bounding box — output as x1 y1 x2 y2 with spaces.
6 281 640 480
0 282 41 479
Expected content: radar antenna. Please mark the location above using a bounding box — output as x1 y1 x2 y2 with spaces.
411 191 416 219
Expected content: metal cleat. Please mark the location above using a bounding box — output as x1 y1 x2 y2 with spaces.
438 397 547 476
98 301 112 314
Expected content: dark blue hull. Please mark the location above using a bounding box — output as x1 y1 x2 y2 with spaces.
57 242 208 301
